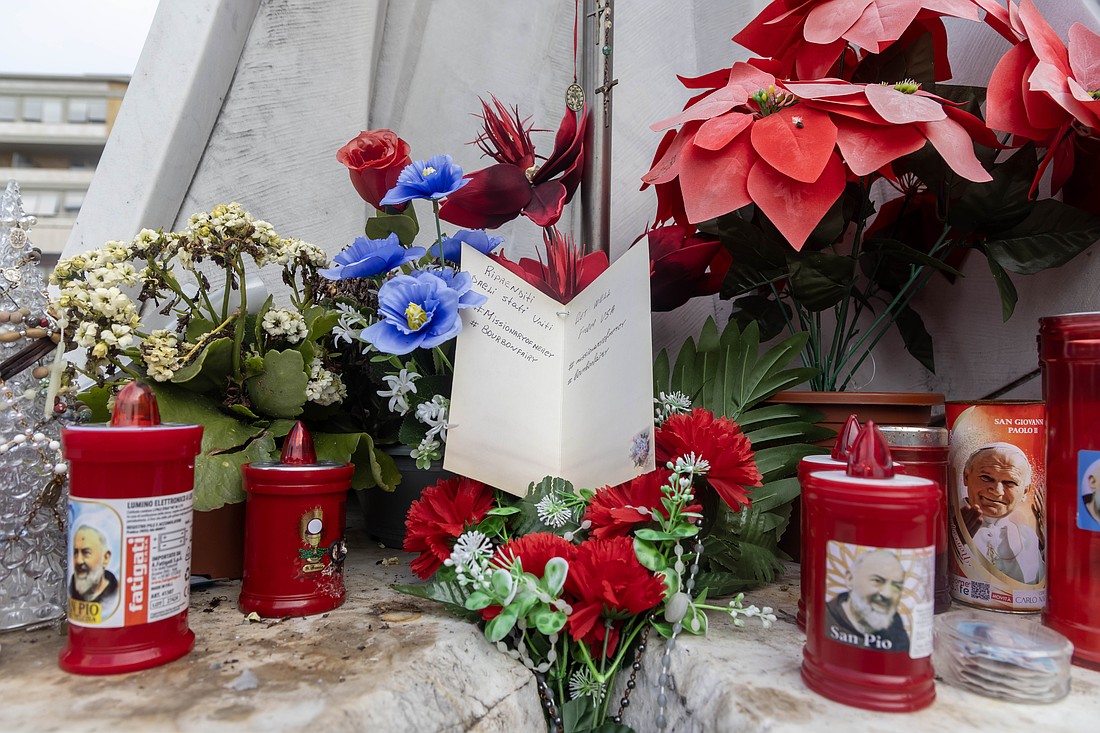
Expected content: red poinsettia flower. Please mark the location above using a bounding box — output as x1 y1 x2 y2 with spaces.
635 225 733 312
564 537 667 657
439 98 586 229
654 408 763 511
585 468 703 539
985 0 1100 195
489 227 609 304
733 0 984 80
403 476 495 579
644 62 992 250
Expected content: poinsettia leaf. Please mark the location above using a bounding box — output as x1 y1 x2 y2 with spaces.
862 238 965 277
728 295 789 342
786 251 856 311
895 305 936 373
949 143 1038 234
984 199 1100 275
985 255 1018 322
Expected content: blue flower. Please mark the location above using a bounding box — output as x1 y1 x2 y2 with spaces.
413 268 488 309
429 229 505 264
361 273 462 355
319 233 425 280
380 154 469 206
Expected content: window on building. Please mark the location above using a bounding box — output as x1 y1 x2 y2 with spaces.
0 97 15 121
22 98 64 123
22 192 60 217
67 99 109 123
11 153 32 168
63 191 85 213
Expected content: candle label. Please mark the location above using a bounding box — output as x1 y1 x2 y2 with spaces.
1077 451 1100 531
946 401 1047 612
823 540 934 659
66 491 193 628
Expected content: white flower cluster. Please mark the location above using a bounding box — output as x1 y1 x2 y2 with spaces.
261 307 309 343
655 390 693 423
726 592 777 629
305 357 347 406
332 302 369 347
140 329 183 382
445 531 494 592
415 394 450 441
54 240 142 366
535 494 573 528
276 237 329 268
377 367 419 415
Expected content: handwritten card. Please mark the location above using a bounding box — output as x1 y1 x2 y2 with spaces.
444 242 655 496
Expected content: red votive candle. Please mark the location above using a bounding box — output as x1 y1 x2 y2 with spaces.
239 422 353 617
796 414 861 631
879 426 951 615
801 422 939 712
1039 313 1100 669
59 382 203 674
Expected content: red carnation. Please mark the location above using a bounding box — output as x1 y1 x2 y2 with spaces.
585 468 702 539
655 408 763 512
481 533 578 621
403 476 495 579
564 537 667 657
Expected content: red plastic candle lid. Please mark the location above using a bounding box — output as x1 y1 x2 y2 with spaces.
110 382 161 427
281 421 317 465
831 414 861 461
847 421 895 479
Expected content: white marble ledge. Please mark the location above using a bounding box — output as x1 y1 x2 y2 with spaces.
0 541 1097 733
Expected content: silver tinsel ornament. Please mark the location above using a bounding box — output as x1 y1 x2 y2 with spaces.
0 180 69 631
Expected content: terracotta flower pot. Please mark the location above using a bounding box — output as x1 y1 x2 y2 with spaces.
767 390 944 446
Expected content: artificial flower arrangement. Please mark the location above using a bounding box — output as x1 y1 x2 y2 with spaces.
397 404 778 733
328 96 739 473
645 0 1100 391
52 203 396 509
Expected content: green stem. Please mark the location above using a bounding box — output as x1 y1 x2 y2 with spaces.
433 345 454 373
767 283 809 370
432 200 444 265
826 178 869 390
835 233 955 390
230 261 248 380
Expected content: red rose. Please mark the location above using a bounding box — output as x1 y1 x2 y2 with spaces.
337 129 412 209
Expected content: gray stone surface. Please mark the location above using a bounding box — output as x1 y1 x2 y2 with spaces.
1 537 1098 732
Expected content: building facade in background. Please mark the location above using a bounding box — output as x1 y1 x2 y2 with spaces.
0 74 129 265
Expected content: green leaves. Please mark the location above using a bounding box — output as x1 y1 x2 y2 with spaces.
245 349 309 418
365 207 420 246
983 199 1100 276
171 337 233 393
656 318 818 420
786 251 856 311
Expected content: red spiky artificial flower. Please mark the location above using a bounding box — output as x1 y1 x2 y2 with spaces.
585 468 702 539
489 227 609 304
564 536 667 658
655 408 763 512
404 476 495 579
440 97 586 229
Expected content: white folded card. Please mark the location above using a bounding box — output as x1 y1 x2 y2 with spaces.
444 242 655 496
